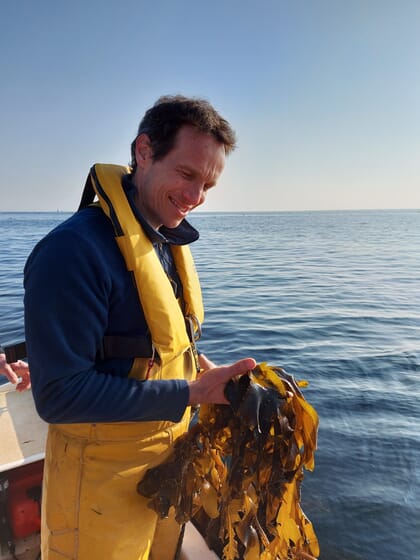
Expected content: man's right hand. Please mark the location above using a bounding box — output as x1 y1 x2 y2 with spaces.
188 357 256 407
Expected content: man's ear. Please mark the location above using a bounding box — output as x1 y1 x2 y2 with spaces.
134 134 153 169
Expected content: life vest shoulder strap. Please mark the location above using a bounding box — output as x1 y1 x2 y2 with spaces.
78 173 97 211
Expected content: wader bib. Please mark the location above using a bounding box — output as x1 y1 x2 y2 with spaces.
41 164 204 560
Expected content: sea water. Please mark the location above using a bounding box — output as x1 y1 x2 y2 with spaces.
0 210 419 559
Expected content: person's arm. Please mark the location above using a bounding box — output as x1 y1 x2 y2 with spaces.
24 222 254 424
24 223 194 424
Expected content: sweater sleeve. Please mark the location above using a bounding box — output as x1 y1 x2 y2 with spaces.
24 222 190 424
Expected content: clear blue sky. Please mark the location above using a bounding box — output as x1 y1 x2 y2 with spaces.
1 0 419 211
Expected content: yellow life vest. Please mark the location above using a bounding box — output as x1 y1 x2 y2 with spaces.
41 164 204 560
91 163 204 380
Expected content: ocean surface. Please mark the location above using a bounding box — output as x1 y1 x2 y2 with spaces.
1 210 419 559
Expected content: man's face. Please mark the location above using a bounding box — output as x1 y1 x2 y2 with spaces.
133 125 226 229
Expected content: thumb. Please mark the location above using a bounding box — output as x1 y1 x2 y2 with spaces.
221 358 256 382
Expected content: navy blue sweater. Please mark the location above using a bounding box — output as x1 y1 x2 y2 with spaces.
24 179 200 424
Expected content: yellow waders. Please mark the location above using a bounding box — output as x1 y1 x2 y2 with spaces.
40 165 204 560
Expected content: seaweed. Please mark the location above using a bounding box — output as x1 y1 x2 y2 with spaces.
137 363 320 560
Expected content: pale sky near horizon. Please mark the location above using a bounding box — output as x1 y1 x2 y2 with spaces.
1 0 419 212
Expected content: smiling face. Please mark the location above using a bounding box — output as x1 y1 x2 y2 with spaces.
132 125 226 230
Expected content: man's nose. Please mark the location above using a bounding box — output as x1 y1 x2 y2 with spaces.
183 182 204 206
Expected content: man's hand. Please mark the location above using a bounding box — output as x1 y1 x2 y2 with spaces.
0 353 31 391
188 355 256 406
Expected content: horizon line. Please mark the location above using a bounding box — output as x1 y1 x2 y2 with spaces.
0 208 419 214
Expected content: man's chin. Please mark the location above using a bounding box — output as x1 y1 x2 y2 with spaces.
162 217 184 230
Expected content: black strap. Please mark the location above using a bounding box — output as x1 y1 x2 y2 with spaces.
98 335 153 360
78 173 96 211
4 342 27 362
3 336 153 363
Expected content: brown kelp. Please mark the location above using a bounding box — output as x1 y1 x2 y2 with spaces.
137 363 319 560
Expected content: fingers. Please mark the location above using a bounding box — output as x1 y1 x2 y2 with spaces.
8 360 26 371
0 355 31 391
16 368 31 392
198 353 217 371
2 362 20 384
198 354 256 377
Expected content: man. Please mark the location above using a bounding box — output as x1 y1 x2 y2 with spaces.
24 95 255 559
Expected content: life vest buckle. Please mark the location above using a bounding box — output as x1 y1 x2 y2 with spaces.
185 314 202 342
185 314 202 373
145 345 156 380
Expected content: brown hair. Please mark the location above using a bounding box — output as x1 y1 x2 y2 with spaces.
130 95 236 172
